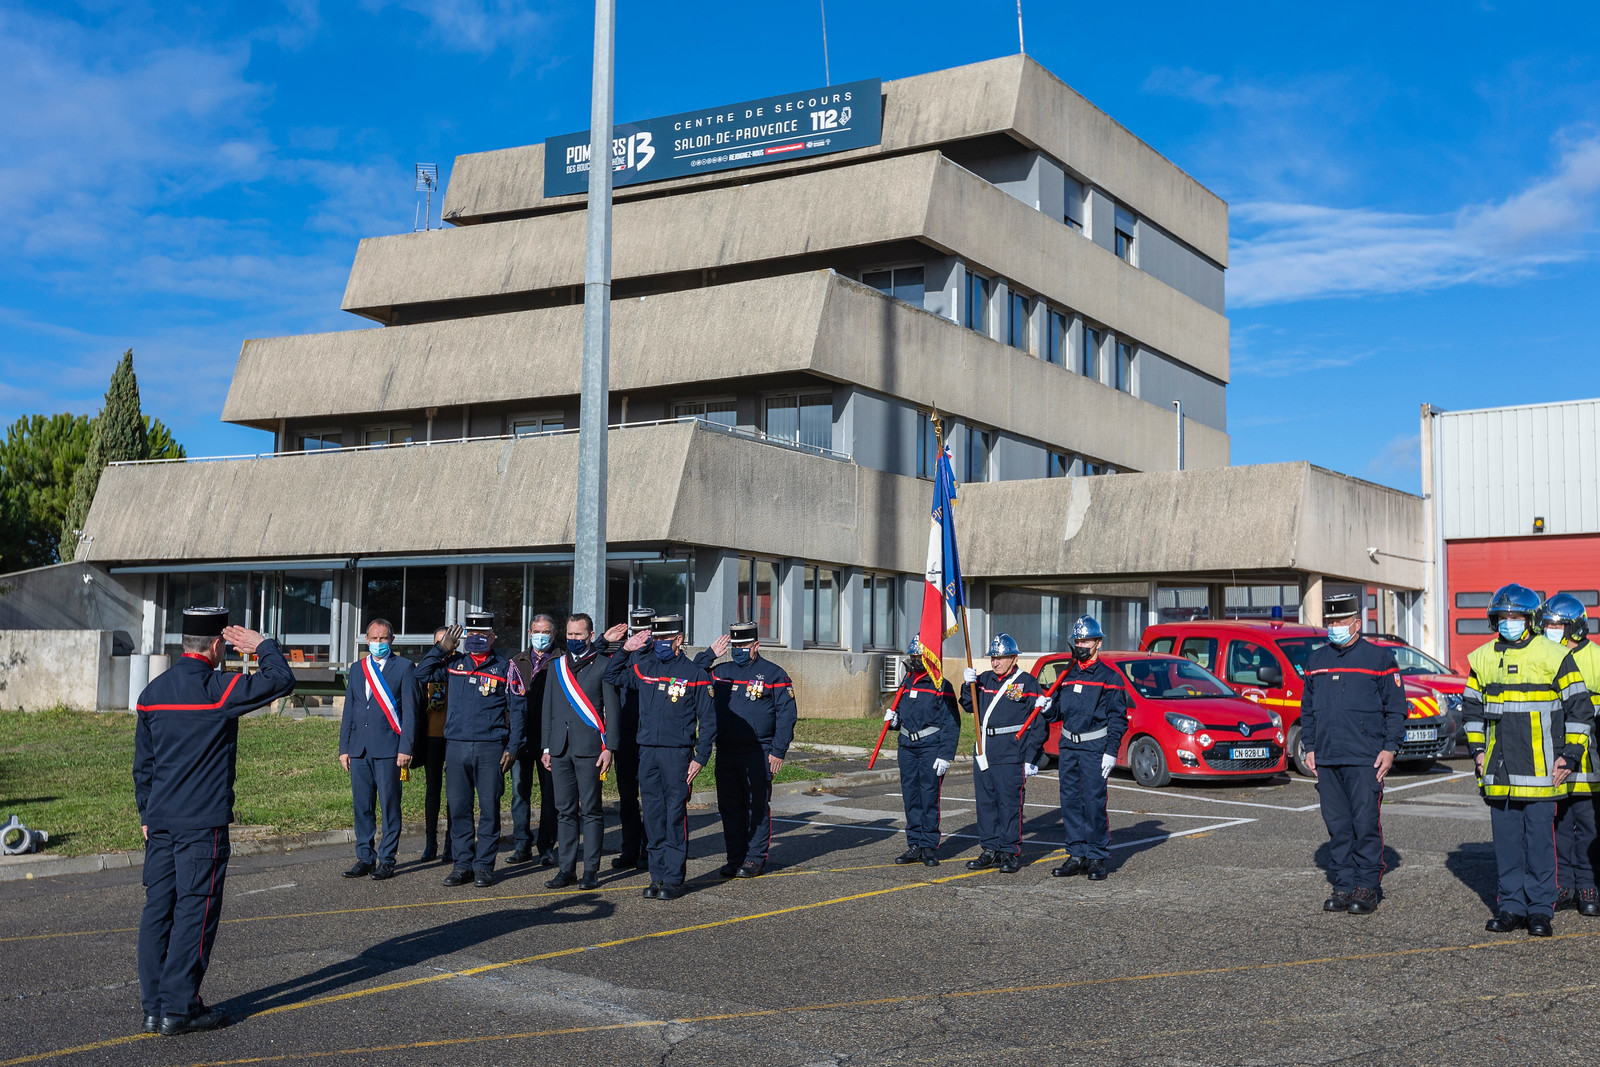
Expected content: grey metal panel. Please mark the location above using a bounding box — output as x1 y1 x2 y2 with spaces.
1136 350 1227 432
1438 398 1600 539
1135 220 1225 314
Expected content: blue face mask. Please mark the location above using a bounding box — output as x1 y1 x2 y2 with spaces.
567 637 590 658
1326 624 1355 646
731 647 752 666
529 632 552 652
1498 620 1526 643
368 641 390 658
654 639 675 661
463 633 491 654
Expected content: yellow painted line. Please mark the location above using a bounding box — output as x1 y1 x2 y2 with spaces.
0 1033 156 1066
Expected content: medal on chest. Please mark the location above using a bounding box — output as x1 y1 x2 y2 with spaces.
1004 682 1025 701
668 679 687 703
745 676 766 700
480 676 498 697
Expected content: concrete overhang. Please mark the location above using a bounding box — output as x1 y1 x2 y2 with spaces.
442 55 1227 267
345 153 1228 382
228 271 1229 475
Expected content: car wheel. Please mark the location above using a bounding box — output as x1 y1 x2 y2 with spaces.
1035 752 1056 771
1128 737 1170 788
1288 724 1313 777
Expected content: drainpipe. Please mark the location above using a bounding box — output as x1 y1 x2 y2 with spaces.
1172 401 1185 471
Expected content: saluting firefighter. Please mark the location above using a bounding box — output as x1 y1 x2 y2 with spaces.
1300 593 1406 916
1537 593 1600 917
1464 584 1594 936
696 622 798 878
609 607 655 870
416 611 529 889
959 633 1049 873
886 636 960 867
604 614 716 899
1047 615 1129 881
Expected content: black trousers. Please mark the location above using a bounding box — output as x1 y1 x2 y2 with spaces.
138 826 230 1018
1489 798 1559 917
897 743 944 849
509 748 556 854
446 740 505 872
1315 762 1385 892
350 754 403 866
1058 747 1110 860
974 760 1026 856
1556 795 1598 893
419 735 447 849
614 740 647 860
639 745 693 886
549 750 605 874
716 744 774 865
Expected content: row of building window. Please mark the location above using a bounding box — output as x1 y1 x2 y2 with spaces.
914 411 1114 482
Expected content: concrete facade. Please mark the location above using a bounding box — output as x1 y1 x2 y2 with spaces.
0 630 128 711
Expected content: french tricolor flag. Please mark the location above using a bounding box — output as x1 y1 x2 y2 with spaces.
917 444 964 687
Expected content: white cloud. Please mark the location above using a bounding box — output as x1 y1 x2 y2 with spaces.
1367 433 1421 479
362 0 554 56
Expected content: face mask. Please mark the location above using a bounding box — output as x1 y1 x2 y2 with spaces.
368 641 390 658
463 633 491 654
1072 644 1094 663
654 640 675 661
1327 624 1356 646
731 647 751 666
529 632 552 652
567 637 590 658
1498 620 1525 643
1545 627 1567 643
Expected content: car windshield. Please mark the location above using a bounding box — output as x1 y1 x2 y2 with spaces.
1387 644 1451 676
1276 637 1327 679
1116 658 1235 699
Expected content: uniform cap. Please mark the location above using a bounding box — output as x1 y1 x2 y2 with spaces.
1323 593 1361 619
987 633 1019 657
729 622 758 646
651 614 685 637
181 606 228 637
464 611 495 630
629 607 656 632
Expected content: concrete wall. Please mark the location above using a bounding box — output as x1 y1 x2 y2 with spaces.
756 648 890 719
0 562 143 641
0 630 127 711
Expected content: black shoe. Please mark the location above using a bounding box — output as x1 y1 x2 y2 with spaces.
1485 911 1527 933
369 864 395 881
921 847 940 867
1528 915 1554 937
159 1008 228 1036
1346 887 1378 915
658 883 684 899
998 854 1023 874
537 849 557 868
545 870 576 889
613 854 641 870
443 868 472 887
473 869 495 888
894 847 923 865
507 847 533 865
578 873 600 890
419 843 438 863
342 861 373 878
644 882 664 899
1579 889 1600 917
1086 859 1107 881
718 862 742 878
1324 891 1352 913
966 850 998 871
1555 886 1574 911
735 861 764 879
143 1014 160 1034
1053 856 1087 878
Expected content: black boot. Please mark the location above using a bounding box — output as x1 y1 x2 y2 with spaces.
966 850 998 871
921 847 940 867
894 846 923 865
1485 911 1526 933
341 861 373 878
1052 856 1087 877
545 870 576 889
1556 886 1574 911
1323 891 1352 913
1528 914 1554 937
1345 887 1378 915
1085 859 1108 881
419 840 438 863
1579 888 1600 917
998 853 1023 874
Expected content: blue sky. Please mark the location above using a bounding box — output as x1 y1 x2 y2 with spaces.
3 1 1598 493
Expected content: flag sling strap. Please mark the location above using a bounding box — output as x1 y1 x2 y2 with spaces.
556 655 606 742
362 656 403 736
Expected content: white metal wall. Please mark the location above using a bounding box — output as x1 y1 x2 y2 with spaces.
1436 398 1600 540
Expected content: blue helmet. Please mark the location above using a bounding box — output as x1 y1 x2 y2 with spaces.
1488 584 1542 624
988 633 1019 657
1536 593 1590 642
1070 615 1105 642
906 635 923 657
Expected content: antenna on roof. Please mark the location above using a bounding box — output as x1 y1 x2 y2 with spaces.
1016 1 1025 54
414 163 439 231
819 0 831 86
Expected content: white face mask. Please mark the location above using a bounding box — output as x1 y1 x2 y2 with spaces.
1545 627 1567 643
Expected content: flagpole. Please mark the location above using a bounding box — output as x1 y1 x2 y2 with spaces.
933 410 984 768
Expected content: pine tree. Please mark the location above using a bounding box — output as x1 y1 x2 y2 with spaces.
59 350 149 560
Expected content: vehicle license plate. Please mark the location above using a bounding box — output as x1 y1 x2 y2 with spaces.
1231 746 1268 760
1405 727 1437 742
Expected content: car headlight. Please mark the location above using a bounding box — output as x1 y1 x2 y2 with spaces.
1268 710 1283 728
1165 712 1201 735
1444 693 1463 714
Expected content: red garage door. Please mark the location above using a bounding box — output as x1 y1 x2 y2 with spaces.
1446 534 1600 673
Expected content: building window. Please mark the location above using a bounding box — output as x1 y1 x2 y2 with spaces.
1560 590 1600 607
299 430 341 451
963 425 990 483
482 563 527 638
861 265 925 306
963 269 990 335
738 558 780 641
1081 328 1100 380
361 566 448 643
802 565 841 647
1456 617 1494 635
634 558 693 632
1115 341 1134 394
1454 592 1492 609
1007 291 1030 351
764 394 832 451
511 415 564 437
365 425 413 447
865 573 897 649
1115 228 1135 263
1045 309 1069 366
673 400 737 429
1048 451 1069 478
916 411 939 479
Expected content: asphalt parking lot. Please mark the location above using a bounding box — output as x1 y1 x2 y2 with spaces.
6 759 1600 1066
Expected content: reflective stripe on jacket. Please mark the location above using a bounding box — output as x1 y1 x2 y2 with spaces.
1563 639 1600 796
1464 636 1592 799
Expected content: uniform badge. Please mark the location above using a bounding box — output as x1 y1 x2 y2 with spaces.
1004 682 1025 701
745 678 766 700
668 679 687 703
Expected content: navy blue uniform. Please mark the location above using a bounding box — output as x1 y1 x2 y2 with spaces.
889 668 960 850
959 668 1047 857
1300 637 1405 893
695 650 798 867
416 644 528 874
133 643 296 1021
339 653 421 867
605 649 716 887
509 648 559 858
1045 659 1130 861
613 676 648 863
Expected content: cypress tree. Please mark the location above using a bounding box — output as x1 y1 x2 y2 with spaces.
59 350 149 560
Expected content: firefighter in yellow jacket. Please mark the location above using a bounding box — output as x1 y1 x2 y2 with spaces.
1463 584 1593 937
1537 593 1600 917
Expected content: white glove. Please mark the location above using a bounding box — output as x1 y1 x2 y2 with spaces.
1100 754 1115 779
933 758 951 777
962 667 978 684
1023 762 1039 778
1033 695 1051 711
883 706 898 726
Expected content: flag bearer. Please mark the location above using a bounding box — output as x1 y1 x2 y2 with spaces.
886 636 960 867
1047 615 1129 881
1465 583 1593 937
1537 593 1600 917
959 633 1049 873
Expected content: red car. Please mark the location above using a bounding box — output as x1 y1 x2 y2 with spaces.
1032 650 1287 787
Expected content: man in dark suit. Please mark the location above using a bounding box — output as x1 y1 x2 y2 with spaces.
540 612 619 889
339 617 422 881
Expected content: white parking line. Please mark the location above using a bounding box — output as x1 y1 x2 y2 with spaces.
1380 770 1475 793
938 793 1233 821
772 814 1256 851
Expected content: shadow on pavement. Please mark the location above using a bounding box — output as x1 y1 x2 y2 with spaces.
1445 842 1499 912
1312 841 1405 887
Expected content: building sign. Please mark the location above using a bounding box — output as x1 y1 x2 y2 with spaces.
544 78 882 197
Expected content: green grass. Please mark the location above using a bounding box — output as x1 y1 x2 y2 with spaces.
790 713 978 753
0 707 823 857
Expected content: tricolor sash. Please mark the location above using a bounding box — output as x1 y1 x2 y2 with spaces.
555 654 606 743
362 656 403 736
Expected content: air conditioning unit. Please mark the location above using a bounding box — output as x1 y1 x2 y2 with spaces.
881 655 906 693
